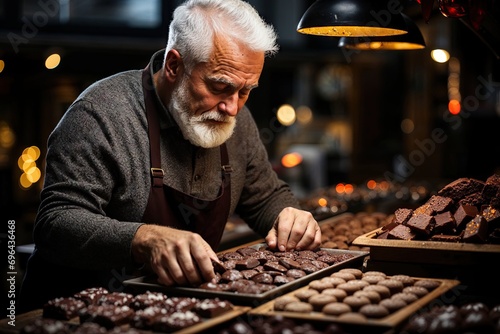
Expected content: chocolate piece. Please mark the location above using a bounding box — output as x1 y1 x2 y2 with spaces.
315 254 339 265
235 258 260 270
212 260 227 273
296 250 318 260
387 224 416 240
463 215 488 243
130 291 168 310
491 188 500 208
20 318 70 334
274 275 295 285
151 310 201 332
393 208 413 225
221 269 243 282
240 269 259 280
413 203 433 216
286 269 307 279
73 322 108 334
252 273 273 284
73 287 109 306
433 211 456 234
278 257 302 270
222 252 243 261
482 205 500 231
43 297 86 320
79 304 134 329
459 192 484 207
454 204 478 231
236 247 258 257
165 297 198 312
98 292 134 307
427 195 454 214
482 174 500 202
406 214 434 236
193 298 233 318
437 177 485 202
263 261 287 272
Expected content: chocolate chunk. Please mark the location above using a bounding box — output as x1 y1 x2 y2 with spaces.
427 195 454 214
221 269 243 282
211 260 227 274
454 204 478 231
263 261 288 272
406 214 434 235
387 224 416 240
433 211 456 234
235 258 260 270
278 257 302 270
393 208 413 225
463 215 488 243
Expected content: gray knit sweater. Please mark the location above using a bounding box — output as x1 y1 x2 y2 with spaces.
33 50 299 271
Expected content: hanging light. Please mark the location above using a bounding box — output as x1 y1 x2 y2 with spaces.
338 13 426 50
297 0 409 37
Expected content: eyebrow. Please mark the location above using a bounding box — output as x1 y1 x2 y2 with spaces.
209 75 259 91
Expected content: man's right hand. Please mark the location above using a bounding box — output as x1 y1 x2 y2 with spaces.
131 224 219 286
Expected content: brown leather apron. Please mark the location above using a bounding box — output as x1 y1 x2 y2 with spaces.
140 66 232 250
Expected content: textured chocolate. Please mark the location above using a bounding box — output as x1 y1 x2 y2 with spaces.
463 215 488 243
43 297 86 320
393 208 413 225
406 214 434 236
437 177 485 201
387 224 416 240
454 204 479 231
433 211 456 234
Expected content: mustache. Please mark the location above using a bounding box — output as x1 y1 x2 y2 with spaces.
198 111 231 123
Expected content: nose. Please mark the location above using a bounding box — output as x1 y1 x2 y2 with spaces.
218 93 240 117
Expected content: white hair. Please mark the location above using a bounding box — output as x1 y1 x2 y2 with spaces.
165 0 279 72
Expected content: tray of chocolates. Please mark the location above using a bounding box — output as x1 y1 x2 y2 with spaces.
124 243 369 305
0 289 250 334
352 175 500 266
248 268 460 330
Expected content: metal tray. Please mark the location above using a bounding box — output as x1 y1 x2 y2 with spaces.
124 244 369 306
249 277 460 329
352 227 500 265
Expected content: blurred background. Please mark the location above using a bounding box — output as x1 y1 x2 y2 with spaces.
0 0 499 305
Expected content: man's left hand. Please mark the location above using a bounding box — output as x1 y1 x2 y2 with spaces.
265 207 321 251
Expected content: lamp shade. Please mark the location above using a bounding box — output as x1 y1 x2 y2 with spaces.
297 0 409 37
338 13 426 50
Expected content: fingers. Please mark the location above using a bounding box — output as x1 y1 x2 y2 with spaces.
141 227 216 287
267 207 321 251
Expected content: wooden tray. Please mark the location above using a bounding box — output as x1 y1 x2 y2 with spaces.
0 306 251 334
352 227 500 265
248 277 460 329
124 245 369 306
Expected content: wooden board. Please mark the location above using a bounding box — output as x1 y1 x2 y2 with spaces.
352 226 500 265
249 277 460 329
0 306 251 334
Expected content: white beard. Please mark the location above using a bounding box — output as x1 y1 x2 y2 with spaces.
168 75 236 148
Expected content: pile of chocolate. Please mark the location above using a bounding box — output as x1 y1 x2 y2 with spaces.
320 212 391 250
22 288 234 333
376 174 500 244
199 245 355 294
403 302 500 333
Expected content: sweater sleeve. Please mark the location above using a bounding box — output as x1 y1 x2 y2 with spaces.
232 108 301 236
33 81 151 271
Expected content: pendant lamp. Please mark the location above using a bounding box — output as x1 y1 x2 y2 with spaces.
337 13 426 50
297 0 409 37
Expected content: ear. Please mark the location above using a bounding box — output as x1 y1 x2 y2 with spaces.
164 49 183 81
